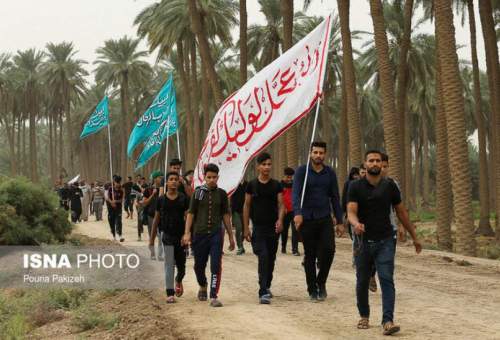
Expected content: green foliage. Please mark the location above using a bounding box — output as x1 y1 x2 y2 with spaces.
0 177 72 245
46 289 89 310
1 313 29 340
71 306 119 332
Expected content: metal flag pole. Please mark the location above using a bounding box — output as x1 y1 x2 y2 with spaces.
300 97 322 208
300 14 333 209
163 118 171 193
107 121 114 201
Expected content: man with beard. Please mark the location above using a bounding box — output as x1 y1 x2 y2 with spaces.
292 141 344 301
105 175 125 242
347 150 422 335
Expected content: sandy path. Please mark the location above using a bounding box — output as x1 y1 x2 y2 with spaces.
74 214 500 340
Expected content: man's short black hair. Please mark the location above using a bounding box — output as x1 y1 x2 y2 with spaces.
185 169 194 176
204 163 219 175
359 163 366 170
113 175 122 183
365 149 383 160
256 152 271 164
165 171 180 180
284 167 295 176
127 176 132 180
310 141 327 151
381 153 389 162
170 158 182 166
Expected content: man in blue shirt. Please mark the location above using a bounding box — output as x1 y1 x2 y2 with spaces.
292 141 344 301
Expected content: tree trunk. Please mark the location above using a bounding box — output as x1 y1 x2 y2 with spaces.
17 114 21 175
468 0 493 235
395 0 413 203
49 112 54 183
121 72 131 177
435 0 476 256
421 112 430 209
184 42 195 169
240 0 248 85
177 39 193 169
338 74 348 193
64 80 73 176
281 0 298 168
191 40 201 167
28 85 38 182
337 0 362 167
187 0 223 108
58 110 64 178
369 0 402 185
435 52 453 251
478 0 500 240
202 63 210 141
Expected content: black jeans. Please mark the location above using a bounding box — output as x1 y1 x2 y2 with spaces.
251 228 279 297
281 212 298 253
300 217 335 295
108 206 122 237
355 236 396 324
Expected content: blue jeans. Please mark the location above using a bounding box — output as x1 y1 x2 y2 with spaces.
354 236 395 324
192 228 224 299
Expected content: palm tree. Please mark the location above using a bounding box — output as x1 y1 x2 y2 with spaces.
368 0 402 185
434 0 476 255
43 42 87 179
187 0 234 108
94 36 152 176
478 0 500 239
13 49 45 182
0 53 17 176
240 0 248 85
394 0 414 208
434 50 452 250
337 0 362 168
457 0 493 236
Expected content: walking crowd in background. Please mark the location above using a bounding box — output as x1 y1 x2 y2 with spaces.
54 145 422 336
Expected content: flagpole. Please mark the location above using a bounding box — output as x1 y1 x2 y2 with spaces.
163 119 170 193
107 123 115 201
176 129 182 176
300 97 322 208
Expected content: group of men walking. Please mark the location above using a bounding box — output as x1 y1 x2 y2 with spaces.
61 143 422 336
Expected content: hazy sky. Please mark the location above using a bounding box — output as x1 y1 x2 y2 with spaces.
0 0 488 80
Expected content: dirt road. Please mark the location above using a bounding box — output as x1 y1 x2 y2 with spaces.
73 216 500 340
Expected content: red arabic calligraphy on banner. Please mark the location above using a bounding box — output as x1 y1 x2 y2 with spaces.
194 15 331 194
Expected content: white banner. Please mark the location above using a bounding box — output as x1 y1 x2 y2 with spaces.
193 15 332 194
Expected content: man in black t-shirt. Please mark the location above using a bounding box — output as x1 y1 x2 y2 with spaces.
243 152 284 304
150 171 189 303
123 176 134 219
347 150 422 336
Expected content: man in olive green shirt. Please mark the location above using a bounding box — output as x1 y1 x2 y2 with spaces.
182 163 235 307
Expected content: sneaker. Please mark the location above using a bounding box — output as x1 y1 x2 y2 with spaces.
166 296 175 304
198 287 208 301
317 285 327 301
309 292 318 302
210 298 223 307
118 235 124 242
369 276 378 293
236 248 245 255
266 289 273 298
292 251 300 256
175 281 184 297
259 294 271 304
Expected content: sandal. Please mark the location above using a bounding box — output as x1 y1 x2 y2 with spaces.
383 321 400 335
166 296 175 304
197 287 208 301
357 318 369 329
